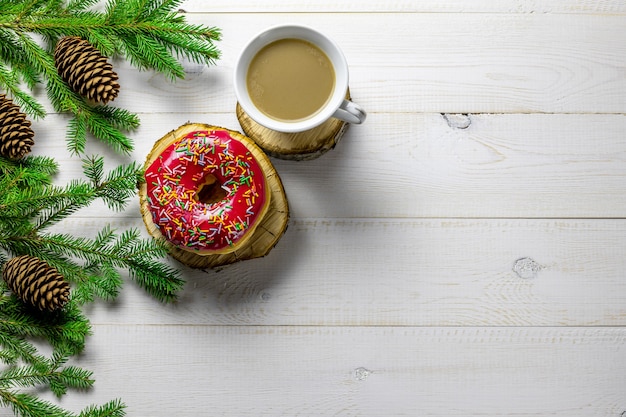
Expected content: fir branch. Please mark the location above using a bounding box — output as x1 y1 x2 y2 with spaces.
49 365 94 396
0 155 185 303
0 57 45 118
82 155 104 186
0 361 94 397
78 399 126 417
0 180 95 223
140 0 185 21
95 160 142 210
0 390 74 417
117 31 186 80
0 2 210 415
0 156 56 196
0 0 220 154
67 0 101 12
0 157 140 232
0 371 125 417
0 296 91 356
76 108 136 155
18 229 183 303
69 262 123 304
0 330 47 368
1 387 125 417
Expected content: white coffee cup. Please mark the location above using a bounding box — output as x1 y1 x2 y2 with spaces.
234 25 366 133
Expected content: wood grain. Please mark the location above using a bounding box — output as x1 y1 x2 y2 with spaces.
25 4 626 417
50 325 626 417
121 12 626 114
30 13 626 114
47 217 626 327
32 113 626 219
236 99 349 160
182 0 626 13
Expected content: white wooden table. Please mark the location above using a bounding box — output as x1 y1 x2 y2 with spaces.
36 2 626 416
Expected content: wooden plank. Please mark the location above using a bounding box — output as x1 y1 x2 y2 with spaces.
30 12 626 114
181 0 626 14
50 325 626 416
136 12 626 114
47 217 626 327
14 5 626 417
31 113 626 219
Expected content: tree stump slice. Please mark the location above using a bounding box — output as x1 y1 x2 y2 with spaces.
236 91 351 161
139 123 289 269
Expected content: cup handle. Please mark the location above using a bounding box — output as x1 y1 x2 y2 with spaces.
333 100 367 125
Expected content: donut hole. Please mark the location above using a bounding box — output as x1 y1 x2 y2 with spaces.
195 174 228 205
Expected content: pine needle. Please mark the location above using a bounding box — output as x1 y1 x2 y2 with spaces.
0 0 221 154
0 1 213 414
0 150 185 415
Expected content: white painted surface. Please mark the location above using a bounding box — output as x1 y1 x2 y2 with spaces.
35 2 626 416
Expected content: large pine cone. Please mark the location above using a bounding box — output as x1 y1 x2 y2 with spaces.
54 36 120 104
0 94 34 159
2 255 70 312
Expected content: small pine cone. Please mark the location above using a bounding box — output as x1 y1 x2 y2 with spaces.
2 255 70 312
54 36 120 104
0 94 34 159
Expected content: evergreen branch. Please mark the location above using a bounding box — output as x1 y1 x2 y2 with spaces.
0 362 94 397
140 0 184 20
0 180 95 221
96 161 142 210
92 224 116 247
0 156 184 303
0 2 20 14
117 32 185 80
0 158 139 231
66 113 88 155
83 111 135 155
3 2 222 72
12 31 70 109
49 365 94 396
69 262 122 304
0 156 57 195
145 28 221 67
2 226 182 304
0 390 74 417
0 366 52 390
125 255 182 302
0 350 126 416
64 105 138 156
24 234 106 265
5 21 137 155
93 106 140 132
0 0 220 155
67 0 101 12
0 389 126 417
78 399 126 417
0 2 210 415
82 155 104 186
0 298 91 356
0 61 45 119
0 329 47 368
24 230 183 303
84 26 118 56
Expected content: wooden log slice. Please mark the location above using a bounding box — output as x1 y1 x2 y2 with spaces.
138 123 289 269
236 91 351 161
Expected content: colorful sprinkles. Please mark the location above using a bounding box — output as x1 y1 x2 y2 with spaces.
145 130 267 252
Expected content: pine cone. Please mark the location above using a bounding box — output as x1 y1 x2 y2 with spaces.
0 94 34 159
54 36 120 104
2 255 70 312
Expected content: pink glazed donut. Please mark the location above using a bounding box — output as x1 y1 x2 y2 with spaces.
144 128 270 254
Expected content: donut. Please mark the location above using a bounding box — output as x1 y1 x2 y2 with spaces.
143 127 271 255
